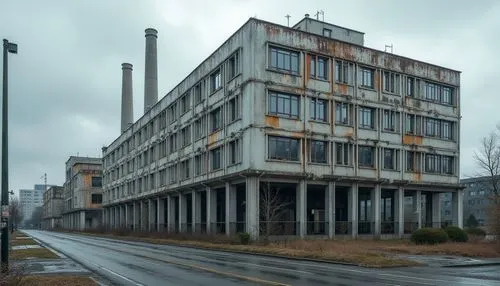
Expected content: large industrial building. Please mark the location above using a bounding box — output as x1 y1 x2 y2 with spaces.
41 186 64 230
102 15 462 239
62 156 104 230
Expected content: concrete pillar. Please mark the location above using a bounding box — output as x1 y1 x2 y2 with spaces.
119 205 124 228
327 182 335 239
192 190 201 233
125 204 129 230
296 180 307 238
245 177 259 239
80 211 85 231
148 199 156 232
413 191 422 229
179 193 187 232
225 183 237 235
396 187 404 237
121 63 134 133
133 202 138 231
452 189 464 228
432 192 441 228
157 198 165 232
373 184 381 237
349 183 358 238
144 28 158 113
167 195 175 232
206 187 217 234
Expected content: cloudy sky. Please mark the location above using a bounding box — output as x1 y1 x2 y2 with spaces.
1 0 499 193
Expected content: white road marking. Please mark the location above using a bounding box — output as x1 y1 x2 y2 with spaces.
257 257 370 274
237 262 313 275
379 273 478 285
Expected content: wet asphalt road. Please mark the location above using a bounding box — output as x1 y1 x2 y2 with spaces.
24 230 500 286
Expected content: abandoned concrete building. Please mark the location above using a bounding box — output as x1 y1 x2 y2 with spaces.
102 15 462 239
62 156 104 230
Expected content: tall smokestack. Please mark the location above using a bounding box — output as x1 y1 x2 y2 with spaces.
121 63 134 133
144 28 158 113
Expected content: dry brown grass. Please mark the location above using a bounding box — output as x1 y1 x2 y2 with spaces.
9 248 59 260
10 238 38 246
380 240 500 258
17 276 97 286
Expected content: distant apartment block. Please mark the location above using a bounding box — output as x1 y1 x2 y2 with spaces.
62 156 104 230
41 186 64 229
442 176 496 227
102 16 462 239
19 184 55 224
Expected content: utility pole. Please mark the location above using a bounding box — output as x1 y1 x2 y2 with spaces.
1 38 18 273
285 14 291 27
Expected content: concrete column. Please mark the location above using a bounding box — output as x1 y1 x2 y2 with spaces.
349 183 358 238
167 195 175 232
396 187 404 237
413 191 422 229
148 199 156 232
121 63 134 133
432 192 441 228
327 182 335 239
144 28 158 113
206 187 217 234
80 211 85 231
452 189 464 228
225 183 237 235
157 198 165 232
192 190 201 233
296 180 307 238
245 177 259 239
120 205 124 228
373 184 381 237
133 202 138 231
179 193 187 232
125 204 129 230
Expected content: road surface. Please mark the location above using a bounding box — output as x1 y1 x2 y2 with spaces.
23 230 500 286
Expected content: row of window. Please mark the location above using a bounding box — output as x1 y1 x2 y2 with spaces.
105 141 241 200
104 139 241 185
267 136 455 175
269 45 456 105
268 90 456 140
105 94 241 169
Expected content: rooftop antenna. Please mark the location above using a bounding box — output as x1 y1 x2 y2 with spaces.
285 14 291 27
315 10 324 21
385 44 393 53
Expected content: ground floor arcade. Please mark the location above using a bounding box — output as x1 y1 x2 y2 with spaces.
62 209 102 231
103 177 464 239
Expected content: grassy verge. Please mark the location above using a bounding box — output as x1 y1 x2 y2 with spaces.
9 247 59 260
17 276 97 286
10 238 39 246
71 231 419 268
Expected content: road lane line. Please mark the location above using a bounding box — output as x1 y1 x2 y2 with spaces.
237 262 313 275
379 273 478 285
257 258 370 274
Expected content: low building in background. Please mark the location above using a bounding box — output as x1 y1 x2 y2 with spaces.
442 176 496 228
62 156 104 231
41 186 64 229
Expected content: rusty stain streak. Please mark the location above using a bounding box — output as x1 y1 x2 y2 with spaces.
264 116 280 128
403 135 423 145
336 84 348 95
412 172 422 182
374 71 380 91
208 132 219 146
305 54 311 85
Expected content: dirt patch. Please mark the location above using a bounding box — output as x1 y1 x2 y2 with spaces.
11 238 39 246
18 276 97 286
10 248 59 260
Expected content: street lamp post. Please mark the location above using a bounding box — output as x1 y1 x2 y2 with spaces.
1 38 18 273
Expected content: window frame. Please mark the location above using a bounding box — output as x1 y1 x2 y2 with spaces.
310 140 328 164
360 67 374 88
358 106 375 129
358 146 375 168
268 90 300 119
309 97 328 122
269 46 300 75
210 146 223 171
268 136 300 162
210 68 222 93
309 54 329 80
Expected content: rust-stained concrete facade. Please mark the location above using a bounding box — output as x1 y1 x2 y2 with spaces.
102 17 462 239
62 156 103 231
41 186 64 230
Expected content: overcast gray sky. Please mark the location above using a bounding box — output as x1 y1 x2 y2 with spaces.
1 0 499 193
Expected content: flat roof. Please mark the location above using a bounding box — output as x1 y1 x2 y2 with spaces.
292 17 365 35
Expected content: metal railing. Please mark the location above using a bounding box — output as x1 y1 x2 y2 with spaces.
381 221 395 234
358 221 373 234
306 221 327 235
259 221 297 236
404 221 418 234
335 221 352 235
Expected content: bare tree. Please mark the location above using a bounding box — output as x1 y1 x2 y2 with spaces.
28 206 44 229
259 182 292 239
473 128 500 201
9 197 23 231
